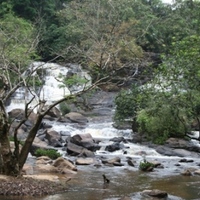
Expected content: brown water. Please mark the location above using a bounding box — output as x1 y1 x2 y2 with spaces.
48 166 200 200
2 162 199 200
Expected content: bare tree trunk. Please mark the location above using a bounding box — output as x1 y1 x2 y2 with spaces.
0 105 19 176
18 114 43 172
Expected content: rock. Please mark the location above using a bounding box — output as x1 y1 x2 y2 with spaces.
156 145 199 157
120 197 131 200
36 156 53 165
105 142 123 152
35 164 58 173
37 129 48 140
110 137 127 143
66 142 95 157
194 169 200 175
45 130 63 147
150 160 162 168
127 159 135 167
8 108 37 125
141 189 168 198
69 133 100 151
65 112 88 124
46 106 61 118
53 157 77 172
101 157 121 166
22 164 34 175
165 137 200 153
156 146 175 156
179 158 194 163
30 137 49 156
181 169 192 176
75 157 95 165
173 149 195 157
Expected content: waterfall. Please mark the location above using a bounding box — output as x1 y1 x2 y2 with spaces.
6 62 92 112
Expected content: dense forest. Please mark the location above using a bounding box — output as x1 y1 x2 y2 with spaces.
0 0 200 175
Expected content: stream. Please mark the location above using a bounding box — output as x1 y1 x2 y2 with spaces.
40 115 200 200
4 62 200 200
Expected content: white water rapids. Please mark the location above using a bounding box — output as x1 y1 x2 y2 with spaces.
5 62 200 200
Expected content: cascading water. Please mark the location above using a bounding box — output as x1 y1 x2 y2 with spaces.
6 62 91 112
5 62 200 200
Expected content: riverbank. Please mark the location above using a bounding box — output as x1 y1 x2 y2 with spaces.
0 174 68 197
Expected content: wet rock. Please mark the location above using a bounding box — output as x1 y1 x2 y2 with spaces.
37 129 48 141
110 137 127 143
165 137 200 153
70 133 100 151
120 196 131 200
35 163 58 173
179 158 194 163
101 157 122 166
46 106 61 118
66 142 95 157
194 169 200 175
150 160 163 168
173 149 196 157
181 169 192 176
156 145 199 157
75 157 95 165
53 157 77 172
65 112 88 124
105 142 124 152
127 159 135 167
30 137 49 156
141 189 168 198
45 130 63 147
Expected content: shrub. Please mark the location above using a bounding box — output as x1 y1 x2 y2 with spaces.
35 148 61 160
59 101 71 115
136 105 187 144
139 159 154 171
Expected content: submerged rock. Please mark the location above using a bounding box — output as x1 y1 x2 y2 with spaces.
141 189 168 198
75 157 95 165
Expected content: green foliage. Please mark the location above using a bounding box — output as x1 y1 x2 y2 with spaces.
136 105 187 144
0 13 38 68
59 101 71 115
35 148 61 160
139 158 154 171
114 85 143 122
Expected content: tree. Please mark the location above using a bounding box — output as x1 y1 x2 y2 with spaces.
136 35 200 142
0 4 133 176
55 0 143 85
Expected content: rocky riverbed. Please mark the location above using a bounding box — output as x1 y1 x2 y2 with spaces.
3 90 200 199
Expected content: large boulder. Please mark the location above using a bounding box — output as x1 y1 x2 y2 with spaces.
69 133 100 151
8 109 37 125
75 157 95 165
156 145 200 158
46 106 61 118
165 137 200 153
101 157 123 166
66 142 95 157
105 142 123 152
45 130 63 147
53 157 77 172
30 137 49 156
65 112 88 124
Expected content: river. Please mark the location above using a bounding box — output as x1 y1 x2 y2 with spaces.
3 62 200 200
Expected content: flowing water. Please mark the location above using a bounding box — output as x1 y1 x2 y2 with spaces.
4 62 200 200
39 118 200 200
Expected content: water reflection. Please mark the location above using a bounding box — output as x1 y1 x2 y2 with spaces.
42 165 200 200
1 164 200 200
